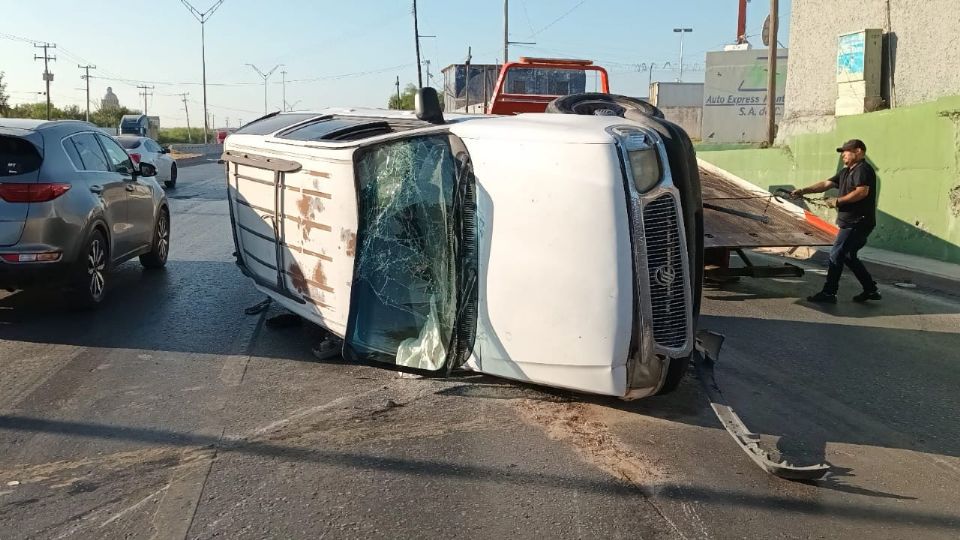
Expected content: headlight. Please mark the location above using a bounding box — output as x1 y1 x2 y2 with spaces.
615 129 662 194
628 147 661 193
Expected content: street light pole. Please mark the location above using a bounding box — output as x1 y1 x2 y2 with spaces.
246 64 281 115
766 0 780 145
673 28 693 82
180 0 226 144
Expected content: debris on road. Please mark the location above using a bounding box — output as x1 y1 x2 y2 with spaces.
694 331 831 481
243 298 272 315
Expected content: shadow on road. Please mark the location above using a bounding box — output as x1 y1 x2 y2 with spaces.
0 414 957 531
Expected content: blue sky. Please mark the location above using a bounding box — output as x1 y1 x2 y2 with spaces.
1 0 791 127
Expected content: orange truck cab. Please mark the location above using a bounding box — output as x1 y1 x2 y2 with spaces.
488 57 610 115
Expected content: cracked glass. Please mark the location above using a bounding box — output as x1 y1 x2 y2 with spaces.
347 135 459 371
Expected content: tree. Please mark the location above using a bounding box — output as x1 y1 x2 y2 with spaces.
388 83 418 110
0 72 9 116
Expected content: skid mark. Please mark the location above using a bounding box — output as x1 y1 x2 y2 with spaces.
514 400 667 486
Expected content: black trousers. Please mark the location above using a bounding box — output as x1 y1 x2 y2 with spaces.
823 225 877 295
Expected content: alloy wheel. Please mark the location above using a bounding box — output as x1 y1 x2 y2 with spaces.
87 239 106 300
157 213 170 262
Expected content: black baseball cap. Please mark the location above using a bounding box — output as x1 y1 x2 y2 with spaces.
837 139 867 153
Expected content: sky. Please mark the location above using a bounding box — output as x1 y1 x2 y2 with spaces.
1 0 791 128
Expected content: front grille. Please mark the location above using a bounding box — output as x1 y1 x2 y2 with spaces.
642 194 688 349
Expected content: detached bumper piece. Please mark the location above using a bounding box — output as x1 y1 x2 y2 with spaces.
694 331 830 481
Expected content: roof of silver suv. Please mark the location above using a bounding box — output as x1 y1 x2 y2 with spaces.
0 119 99 132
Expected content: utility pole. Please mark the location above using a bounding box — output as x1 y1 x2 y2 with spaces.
504 0 509 63
395 76 401 109
34 43 56 120
413 0 423 88
737 0 749 44
78 64 96 122
179 93 192 142
503 1 535 64
246 63 281 115
766 0 779 145
137 85 154 115
673 28 693 82
280 70 287 111
464 47 473 113
180 0 226 144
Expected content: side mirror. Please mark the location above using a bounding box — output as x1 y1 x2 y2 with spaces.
160 147 170 154
138 162 157 177
415 87 445 125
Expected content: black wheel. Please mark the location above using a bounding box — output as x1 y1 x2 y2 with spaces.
72 230 108 308
165 163 177 189
545 92 665 119
140 209 170 269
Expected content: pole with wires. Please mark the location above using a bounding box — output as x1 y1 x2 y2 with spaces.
246 63 281 115
78 64 96 122
413 0 423 88
179 93 192 143
34 43 56 120
180 0 226 144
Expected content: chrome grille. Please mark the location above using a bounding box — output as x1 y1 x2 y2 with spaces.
642 194 688 349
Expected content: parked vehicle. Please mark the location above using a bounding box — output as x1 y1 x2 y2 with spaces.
221 89 703 399
0 119 170 307
116 135 178 188
118 114 160 141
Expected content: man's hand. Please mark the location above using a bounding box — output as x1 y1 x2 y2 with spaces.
825 197 839 209
789 188 804 199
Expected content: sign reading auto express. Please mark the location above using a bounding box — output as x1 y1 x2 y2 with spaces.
701 48 789 143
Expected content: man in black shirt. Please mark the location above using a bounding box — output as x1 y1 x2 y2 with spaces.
791 139 880 303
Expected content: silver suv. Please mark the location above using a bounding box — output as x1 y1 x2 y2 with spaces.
0 119 170 307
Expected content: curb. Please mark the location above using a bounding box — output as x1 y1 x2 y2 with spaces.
756 247 960 297
175 155 219 167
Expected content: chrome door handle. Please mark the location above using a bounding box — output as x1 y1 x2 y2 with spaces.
90 185 103 194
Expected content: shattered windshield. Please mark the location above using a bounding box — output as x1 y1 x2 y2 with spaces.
347 135 459 371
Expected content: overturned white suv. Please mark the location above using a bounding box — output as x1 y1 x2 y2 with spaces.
222 90 704 400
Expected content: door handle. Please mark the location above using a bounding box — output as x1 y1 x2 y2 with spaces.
90 185 103 194
125 184 135 192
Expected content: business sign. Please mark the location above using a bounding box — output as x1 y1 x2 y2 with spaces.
702 49 788 143
837 32 866 79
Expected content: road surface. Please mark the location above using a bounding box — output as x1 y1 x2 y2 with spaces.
1 162 958 539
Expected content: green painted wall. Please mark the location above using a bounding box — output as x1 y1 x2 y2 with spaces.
698 96 960 264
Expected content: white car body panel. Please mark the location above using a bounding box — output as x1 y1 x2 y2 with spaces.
223 109 694 398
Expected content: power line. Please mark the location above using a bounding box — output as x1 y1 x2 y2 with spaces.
529 0 588 37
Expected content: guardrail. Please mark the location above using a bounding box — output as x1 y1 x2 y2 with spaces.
169 143 223 156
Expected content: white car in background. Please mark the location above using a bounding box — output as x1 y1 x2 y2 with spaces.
116 135 178 188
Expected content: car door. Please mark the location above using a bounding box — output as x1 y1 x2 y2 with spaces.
67 132 136 258
145 139 172 181
98 134 155 253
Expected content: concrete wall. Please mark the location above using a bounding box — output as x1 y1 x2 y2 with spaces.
661 106 703 140
649 82 704 108
699 96 960 264
780 0 960 139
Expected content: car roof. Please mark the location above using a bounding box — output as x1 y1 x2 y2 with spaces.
0 118 100 132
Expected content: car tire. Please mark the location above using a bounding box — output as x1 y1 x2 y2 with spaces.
165 164 177 189
71 229 108 309
140 208 170 269
545 92 665 119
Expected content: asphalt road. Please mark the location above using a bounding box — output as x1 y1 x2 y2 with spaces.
1 161 958 539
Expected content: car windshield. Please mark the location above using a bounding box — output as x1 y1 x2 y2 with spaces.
346 135 459 371
117 137 141 149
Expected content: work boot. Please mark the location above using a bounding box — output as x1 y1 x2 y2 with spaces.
806 291 837 304
852 290 882 303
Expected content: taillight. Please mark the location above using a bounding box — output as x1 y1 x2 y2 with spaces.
129 153 141 164
0 183 72 203
1 251 62 263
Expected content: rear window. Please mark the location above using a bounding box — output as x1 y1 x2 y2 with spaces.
117 137 141 149
279 117 392 141
505 67 587 96
234 113 319 136
0 136 42 177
